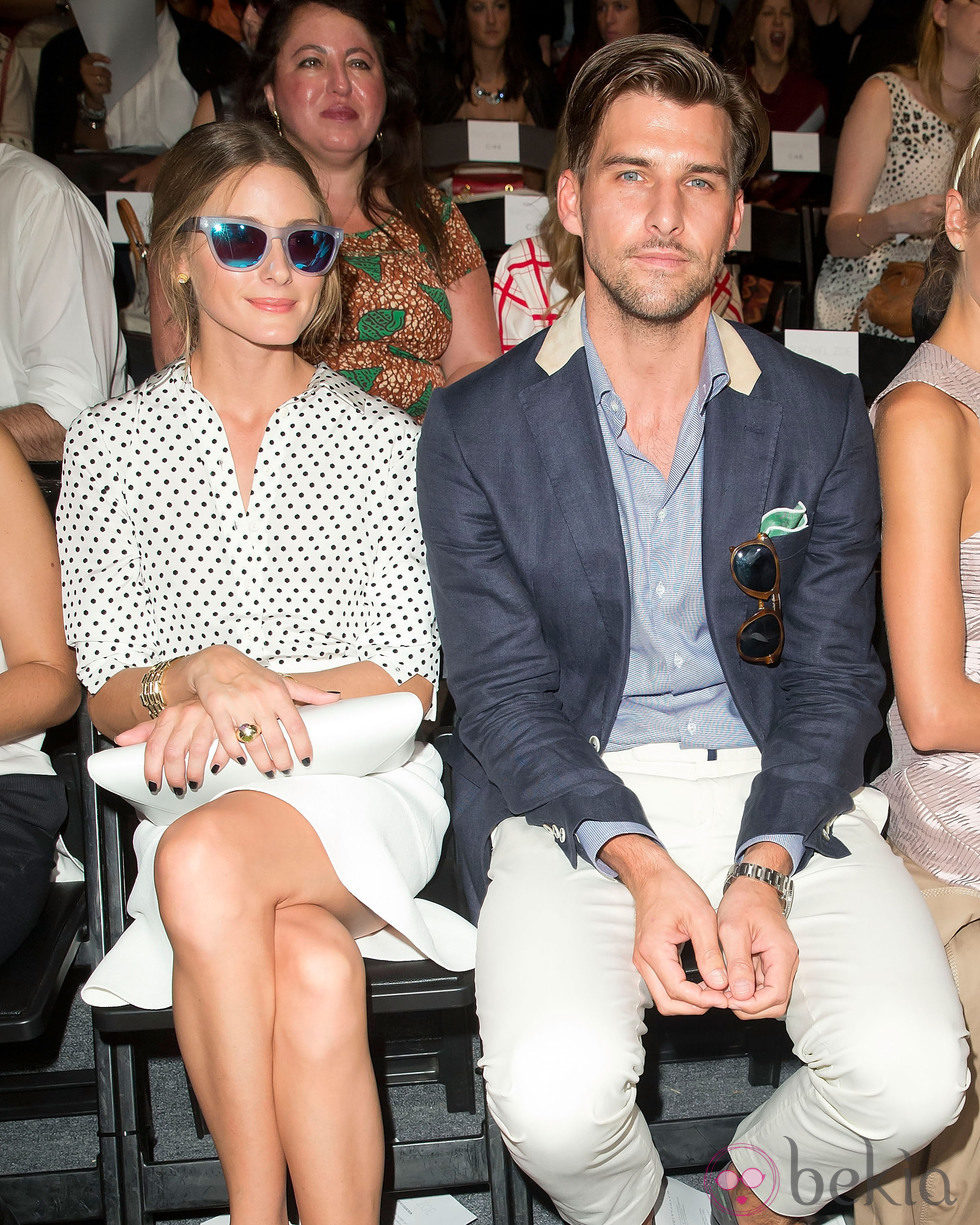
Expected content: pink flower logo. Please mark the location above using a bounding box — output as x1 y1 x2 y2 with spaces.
704 1144 781 1217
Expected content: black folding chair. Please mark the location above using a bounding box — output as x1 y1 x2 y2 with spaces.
82 712 525 1225
0 728 107 1225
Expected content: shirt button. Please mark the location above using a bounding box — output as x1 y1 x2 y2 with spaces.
589 736 601 751
656 582 666 599
687 720 697 735
657 508 666 522
674 653 684 668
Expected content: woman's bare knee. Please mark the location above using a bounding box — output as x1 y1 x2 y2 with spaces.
155 799 254 947
274 907 368 1060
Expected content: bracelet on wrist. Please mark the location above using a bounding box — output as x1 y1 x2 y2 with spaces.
77 90 106 124
139 658 179 719
855 214 876 254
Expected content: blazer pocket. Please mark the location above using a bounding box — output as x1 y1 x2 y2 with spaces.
771 525 811 563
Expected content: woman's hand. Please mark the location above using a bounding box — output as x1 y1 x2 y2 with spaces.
116 646 339 791
79 53 111 109
884 193 946 238
118 699 225 795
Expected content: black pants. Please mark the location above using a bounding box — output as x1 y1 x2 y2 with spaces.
0 773 67 965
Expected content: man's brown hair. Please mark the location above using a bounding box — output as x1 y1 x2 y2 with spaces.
562 34 768 192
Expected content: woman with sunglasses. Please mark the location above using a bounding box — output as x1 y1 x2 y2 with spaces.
240 0 500 417
57 120 475 1225
854 94 980 1225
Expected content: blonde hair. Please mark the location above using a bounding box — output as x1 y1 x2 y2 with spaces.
150 122 341 361
918 77 980 320
905 0 956 124
538 127 583 317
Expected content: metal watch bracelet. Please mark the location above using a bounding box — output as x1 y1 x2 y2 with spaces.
722 861 794 917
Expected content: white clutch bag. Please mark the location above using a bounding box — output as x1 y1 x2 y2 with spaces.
87 691 424 826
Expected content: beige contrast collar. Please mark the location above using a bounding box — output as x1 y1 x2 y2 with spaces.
534 293 761 396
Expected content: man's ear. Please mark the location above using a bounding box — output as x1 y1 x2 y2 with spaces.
726 189 745 256
556 168 584 239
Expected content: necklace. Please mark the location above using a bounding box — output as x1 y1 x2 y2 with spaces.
473 81 507 104
329 196 359 231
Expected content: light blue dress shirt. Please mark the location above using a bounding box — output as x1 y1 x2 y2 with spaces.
574 305 803 876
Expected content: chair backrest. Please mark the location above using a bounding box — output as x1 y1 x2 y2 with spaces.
422 122 556 171
0 714 87 1041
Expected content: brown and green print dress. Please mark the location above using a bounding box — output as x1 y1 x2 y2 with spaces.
323 195 484 419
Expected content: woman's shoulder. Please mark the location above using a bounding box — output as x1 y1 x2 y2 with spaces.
65 364 186 451
872 69 941 121
874 376 973 444
302 365 422 447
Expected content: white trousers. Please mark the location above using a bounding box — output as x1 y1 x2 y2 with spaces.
475 744 969 1225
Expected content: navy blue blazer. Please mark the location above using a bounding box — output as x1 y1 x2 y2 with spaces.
417 303 884 918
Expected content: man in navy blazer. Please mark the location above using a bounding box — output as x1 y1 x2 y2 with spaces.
418 35 965 1225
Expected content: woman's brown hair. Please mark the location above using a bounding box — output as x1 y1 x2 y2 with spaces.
151 121 341 361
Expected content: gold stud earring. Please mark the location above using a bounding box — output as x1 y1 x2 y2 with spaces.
177 272 190 285
273 108 283 137
376 128 383 144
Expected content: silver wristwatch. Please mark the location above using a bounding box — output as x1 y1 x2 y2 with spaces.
723 862 794 917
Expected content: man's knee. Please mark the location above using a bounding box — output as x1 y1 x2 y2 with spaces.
836 1017 967 1152
483 1025 642 1175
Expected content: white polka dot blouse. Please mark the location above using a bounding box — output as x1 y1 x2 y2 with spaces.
57 361 439 696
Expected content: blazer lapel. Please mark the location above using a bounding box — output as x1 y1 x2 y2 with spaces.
518 349 630 652
702 379 784 656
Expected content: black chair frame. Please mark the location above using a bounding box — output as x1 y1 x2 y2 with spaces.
82 712 526 1225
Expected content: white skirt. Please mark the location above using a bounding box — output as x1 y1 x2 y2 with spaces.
81 742 477 1009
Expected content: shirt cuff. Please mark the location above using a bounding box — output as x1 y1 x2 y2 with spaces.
576 819 660 879
735 834 805 875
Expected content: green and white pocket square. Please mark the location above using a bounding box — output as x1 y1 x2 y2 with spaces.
761 501 808 538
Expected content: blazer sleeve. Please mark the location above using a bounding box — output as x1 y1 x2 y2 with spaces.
417 384 649 854
736 372 885 861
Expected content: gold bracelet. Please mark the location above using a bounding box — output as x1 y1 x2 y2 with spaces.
139 658 177 719
855 214 875 254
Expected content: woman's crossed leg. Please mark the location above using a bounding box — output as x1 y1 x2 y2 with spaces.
154 789 384 1225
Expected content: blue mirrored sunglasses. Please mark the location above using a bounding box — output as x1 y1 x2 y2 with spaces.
179 216 343 276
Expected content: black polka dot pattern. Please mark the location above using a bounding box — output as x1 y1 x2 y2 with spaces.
57 362 439 695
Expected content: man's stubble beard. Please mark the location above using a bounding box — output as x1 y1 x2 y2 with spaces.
582 238 726 327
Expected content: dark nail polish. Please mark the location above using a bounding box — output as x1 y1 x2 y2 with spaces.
325 689 341 694
210 763 221 774
281 768 292 777
301 757 311 767
147 780 159 794
188 780 199 792
264 770 275 779
173 786 185 798
237 755 247 765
